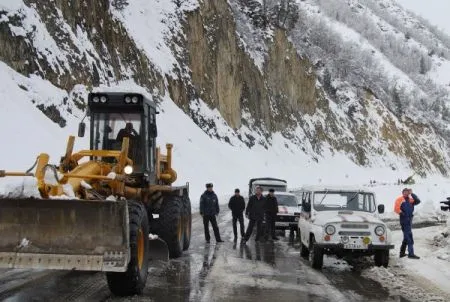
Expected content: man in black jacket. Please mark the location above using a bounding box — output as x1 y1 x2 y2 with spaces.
228 188 246 243
243 186 266 244
200 183 223 243
265 189 279 241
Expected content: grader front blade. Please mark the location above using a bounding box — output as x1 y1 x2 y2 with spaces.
0 198 130 272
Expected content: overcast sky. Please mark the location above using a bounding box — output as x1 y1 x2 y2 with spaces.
395 0 450 35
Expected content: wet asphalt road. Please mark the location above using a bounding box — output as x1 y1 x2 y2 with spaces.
0 209 410 302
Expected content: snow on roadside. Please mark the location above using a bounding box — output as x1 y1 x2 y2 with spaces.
362 223 450 301
433 219 450 262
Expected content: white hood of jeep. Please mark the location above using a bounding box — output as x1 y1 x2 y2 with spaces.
312 211 383 225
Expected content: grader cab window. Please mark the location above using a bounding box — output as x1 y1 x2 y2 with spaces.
92 112 143 171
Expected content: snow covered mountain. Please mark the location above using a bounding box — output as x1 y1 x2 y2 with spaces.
1 0 450 199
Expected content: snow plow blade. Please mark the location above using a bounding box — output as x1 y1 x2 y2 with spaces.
0 198 130 272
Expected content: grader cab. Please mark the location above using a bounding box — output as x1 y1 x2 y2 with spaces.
0 92 191 296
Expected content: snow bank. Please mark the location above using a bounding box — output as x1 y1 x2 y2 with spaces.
379 224 450 297
433 219 450 262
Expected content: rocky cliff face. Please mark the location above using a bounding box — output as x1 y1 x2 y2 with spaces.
0 0 164 119
0 0 448 176
171 0 448 175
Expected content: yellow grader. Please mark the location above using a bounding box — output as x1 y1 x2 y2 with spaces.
0 92 191 296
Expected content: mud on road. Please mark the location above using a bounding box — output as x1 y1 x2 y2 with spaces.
0 209 439 302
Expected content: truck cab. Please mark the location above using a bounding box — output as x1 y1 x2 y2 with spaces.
248 177 287 196
83 92 159 185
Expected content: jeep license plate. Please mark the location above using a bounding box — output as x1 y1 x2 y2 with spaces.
276 222 289 227
344 244 367 250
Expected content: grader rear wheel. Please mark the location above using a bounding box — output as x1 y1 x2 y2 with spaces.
183 196 192 251
156 195 184 258
106 201 149 296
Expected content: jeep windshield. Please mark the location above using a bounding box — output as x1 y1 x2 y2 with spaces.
313 191 376 212
276 195 298 207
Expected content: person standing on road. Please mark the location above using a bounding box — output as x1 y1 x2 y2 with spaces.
228 188 246 243
200 183 224 244
394 188 421 259
265 189 279 241
243 186 266 244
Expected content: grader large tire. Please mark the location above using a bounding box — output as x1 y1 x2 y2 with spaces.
157 195 184 258
183 196 192 251
106 201 149 296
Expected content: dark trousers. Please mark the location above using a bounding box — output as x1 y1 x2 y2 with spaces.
244 219 263 241
232 213 245 239
203 215 221 241
400 220 414 255
265 214 276 239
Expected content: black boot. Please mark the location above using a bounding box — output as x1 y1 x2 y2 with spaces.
399 243 407 258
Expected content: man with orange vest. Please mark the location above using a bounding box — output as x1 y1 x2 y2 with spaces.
394 188 421 259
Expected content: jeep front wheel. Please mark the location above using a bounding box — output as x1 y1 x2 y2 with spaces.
309 236 324 269
374 250 389 267
299 229 309 258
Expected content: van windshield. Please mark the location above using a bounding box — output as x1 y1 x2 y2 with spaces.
253 185 287 193
313 191 376 212
276 195 298 207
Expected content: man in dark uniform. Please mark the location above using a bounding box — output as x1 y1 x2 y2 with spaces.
228 188 246 243
265 188 279 241
243 186 266 244
200 183 223 244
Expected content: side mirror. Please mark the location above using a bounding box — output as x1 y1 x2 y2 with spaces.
78 122 86 137
377 204 385 214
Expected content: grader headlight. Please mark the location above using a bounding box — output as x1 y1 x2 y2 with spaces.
124 165 133 175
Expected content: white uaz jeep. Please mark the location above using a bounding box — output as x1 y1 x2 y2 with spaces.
296 186 394 269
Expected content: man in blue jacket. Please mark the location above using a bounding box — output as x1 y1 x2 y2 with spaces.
398 188 421 259
200 183 223 243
